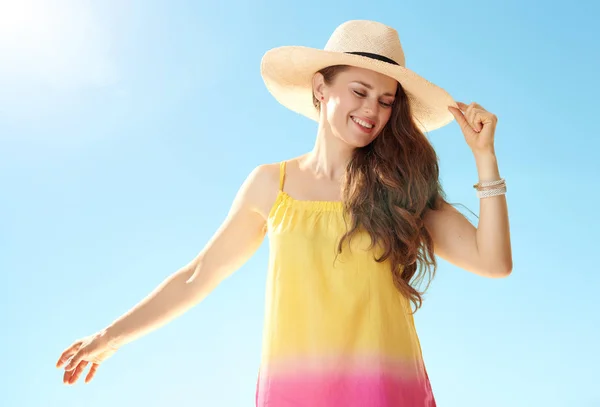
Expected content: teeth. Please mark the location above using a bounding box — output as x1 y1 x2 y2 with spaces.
352 116 374 129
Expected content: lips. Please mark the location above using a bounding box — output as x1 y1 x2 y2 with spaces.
352 115 376 127
351 115 376 133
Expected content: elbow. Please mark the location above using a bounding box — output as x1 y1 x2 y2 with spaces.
486 259 513 278
184 257 223 293
476 252 513 278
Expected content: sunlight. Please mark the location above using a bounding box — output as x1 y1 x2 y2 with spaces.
0 1 49 48
0 1 67 73
0 0 117 89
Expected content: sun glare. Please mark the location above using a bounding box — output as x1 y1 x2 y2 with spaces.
0 0 117 92
0 1 58 55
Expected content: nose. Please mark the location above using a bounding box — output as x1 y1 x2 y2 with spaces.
363 98 379 116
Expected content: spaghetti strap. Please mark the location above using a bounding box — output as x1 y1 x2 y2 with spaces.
278 161 286 191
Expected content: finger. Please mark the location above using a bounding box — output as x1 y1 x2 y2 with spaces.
68 361 89 385
62 365 79 385
467 109 480 132
85 363 100 383
56 341 82 368
448 106 472 132
474 112 485 132
64 349 86 371
448 106 478 138
456 101 469 111
457 102 478 131
63 367 72 384
475 115 483 132
461 101 485 111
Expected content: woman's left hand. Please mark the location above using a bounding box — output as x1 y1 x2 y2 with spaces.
448 102 498 155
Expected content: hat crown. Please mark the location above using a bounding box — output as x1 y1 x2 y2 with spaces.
324 20 406 67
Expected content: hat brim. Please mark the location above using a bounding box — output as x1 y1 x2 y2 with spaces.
261 46 457 133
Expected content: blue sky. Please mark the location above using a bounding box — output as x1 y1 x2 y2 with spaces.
1 0 599 406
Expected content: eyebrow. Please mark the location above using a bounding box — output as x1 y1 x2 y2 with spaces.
352 81 396 97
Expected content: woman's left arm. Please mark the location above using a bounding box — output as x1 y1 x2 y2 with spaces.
423 102 512 278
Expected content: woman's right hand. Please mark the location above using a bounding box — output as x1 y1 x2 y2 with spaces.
56 330 119 385
54 165 274 385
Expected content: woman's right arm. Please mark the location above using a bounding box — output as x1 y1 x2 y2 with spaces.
57 164 277 381
103 164 274 347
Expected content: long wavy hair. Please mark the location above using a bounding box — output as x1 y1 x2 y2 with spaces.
313 65 447 312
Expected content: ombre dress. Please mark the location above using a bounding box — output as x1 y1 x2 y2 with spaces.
255 161 436 407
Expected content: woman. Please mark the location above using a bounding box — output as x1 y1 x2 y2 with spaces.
56 20 512 406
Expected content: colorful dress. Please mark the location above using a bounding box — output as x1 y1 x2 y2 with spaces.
255 161 436 406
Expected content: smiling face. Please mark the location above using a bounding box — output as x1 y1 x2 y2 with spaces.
313 66 398 148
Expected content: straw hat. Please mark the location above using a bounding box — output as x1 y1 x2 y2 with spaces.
261 20 457 133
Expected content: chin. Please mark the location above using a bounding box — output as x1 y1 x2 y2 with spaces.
331 122 379 148
344 127 379 148
345 137 375 148
342 118 380 147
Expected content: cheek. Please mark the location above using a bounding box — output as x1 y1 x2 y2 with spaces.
327 96 353 124
380 109 393 127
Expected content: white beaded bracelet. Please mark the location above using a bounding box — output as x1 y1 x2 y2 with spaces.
473 178 506 189
477 185 507 199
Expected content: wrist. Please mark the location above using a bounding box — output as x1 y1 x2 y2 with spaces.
473 151 500 182
101 326 125 350
473 149 496 162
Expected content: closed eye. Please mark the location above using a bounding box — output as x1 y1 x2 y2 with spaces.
353 89 393 108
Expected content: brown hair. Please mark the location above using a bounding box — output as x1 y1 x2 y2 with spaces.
314 65 446 313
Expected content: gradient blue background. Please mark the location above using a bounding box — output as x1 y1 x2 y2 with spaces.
1 0 598 406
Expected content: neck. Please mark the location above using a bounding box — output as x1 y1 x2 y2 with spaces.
304 120 354 181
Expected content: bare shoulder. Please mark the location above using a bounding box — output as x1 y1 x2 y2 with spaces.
240 162 282 221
